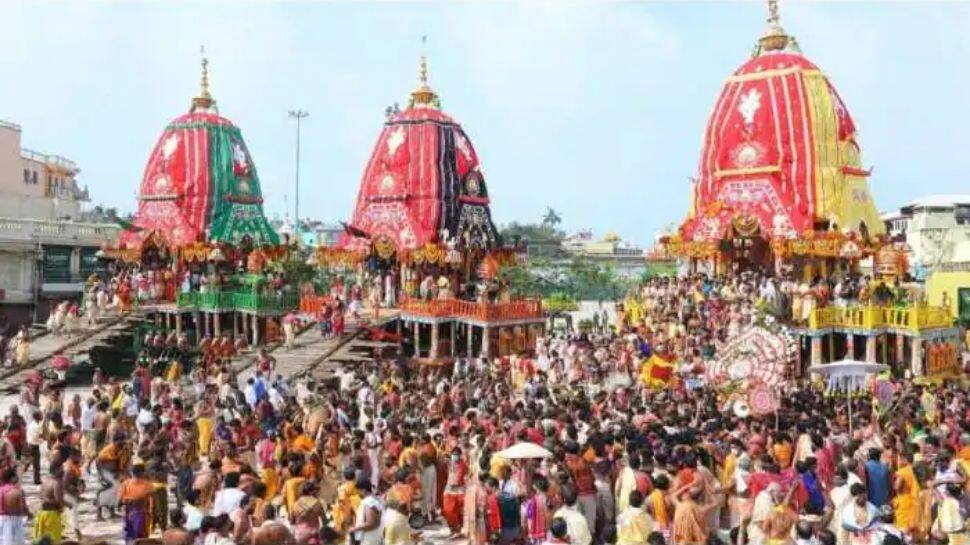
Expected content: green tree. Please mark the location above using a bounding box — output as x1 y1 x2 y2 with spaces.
541 207 562 228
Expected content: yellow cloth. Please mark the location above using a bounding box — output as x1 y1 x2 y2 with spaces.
289 434 314 454
32 509 63 543
648 489 668 527
165 360 182 382
617 506 653 545
772 443 793 469
640 355 674 389
111 392 124 412
284 477 306 515
719 453 737 488
398 446 418 468
332 482 361 532
489 454 509 480
197 417 213 457
893 465 920 532
262 467 280 502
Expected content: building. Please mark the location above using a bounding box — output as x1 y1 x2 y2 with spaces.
272 217 342 248
562 230 647 277
882 194 970 324
0 119 119 326
882 195 970 275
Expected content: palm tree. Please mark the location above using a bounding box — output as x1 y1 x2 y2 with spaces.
541 207 562 227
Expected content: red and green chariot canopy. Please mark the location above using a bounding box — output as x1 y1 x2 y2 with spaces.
119 110 279 250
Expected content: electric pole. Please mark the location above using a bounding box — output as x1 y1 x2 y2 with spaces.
288 109 309 230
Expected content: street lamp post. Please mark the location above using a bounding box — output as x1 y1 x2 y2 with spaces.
288 109 309 231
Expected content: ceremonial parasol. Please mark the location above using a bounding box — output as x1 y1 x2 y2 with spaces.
498 442 553 460
51 355 72 371
808 359 889 434
807 360 888 394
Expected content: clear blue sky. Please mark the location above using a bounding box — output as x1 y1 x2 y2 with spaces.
1 1 968 245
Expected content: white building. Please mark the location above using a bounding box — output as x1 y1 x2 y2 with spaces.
882 194 970 277
0 120 119 325
271 217 342 248
561 230 647 277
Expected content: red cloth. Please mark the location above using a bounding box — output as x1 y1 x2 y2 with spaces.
338 106 493 252
635 471 653 495
120 112 219 248
486 493 501 534
680 52 863 243
443 493 464 531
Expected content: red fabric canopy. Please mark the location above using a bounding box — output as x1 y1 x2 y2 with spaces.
340 104 498 253
681 50 881 243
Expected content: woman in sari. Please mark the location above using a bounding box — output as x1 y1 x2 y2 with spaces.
119 463 155 544
892 450 920 538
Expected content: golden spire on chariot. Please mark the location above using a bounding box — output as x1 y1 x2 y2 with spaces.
191 45 216 112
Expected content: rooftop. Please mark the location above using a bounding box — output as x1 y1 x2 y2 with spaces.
0 119 22 132
902 194 970 209
21 148 79 174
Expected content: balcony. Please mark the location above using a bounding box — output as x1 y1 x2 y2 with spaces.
176 290 299 314
399 297 544 323
807 304 953 333
0 217 119 246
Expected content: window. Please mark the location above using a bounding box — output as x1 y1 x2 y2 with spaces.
23 169 29 184
955 206 970 226
31 171 38 185
959 288 970 327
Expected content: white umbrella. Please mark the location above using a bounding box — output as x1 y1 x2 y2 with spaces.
807 359 889 393
498 442 553 460
808 359 889 435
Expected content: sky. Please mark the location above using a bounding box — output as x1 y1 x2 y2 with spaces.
1 1 969 246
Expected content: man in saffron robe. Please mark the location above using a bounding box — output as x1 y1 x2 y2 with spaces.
332 468 361 539
119 463 155 544
96 435 129 520
671 485 718 545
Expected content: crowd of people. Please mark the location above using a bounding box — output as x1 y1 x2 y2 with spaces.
0 270 965 545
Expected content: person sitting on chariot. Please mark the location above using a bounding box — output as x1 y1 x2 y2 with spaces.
215 333 235 362
176 332 190 354
199 335 214 364
234 333 248 354
164 330 178 349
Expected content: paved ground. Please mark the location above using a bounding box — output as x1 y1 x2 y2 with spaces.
4 306 412 544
